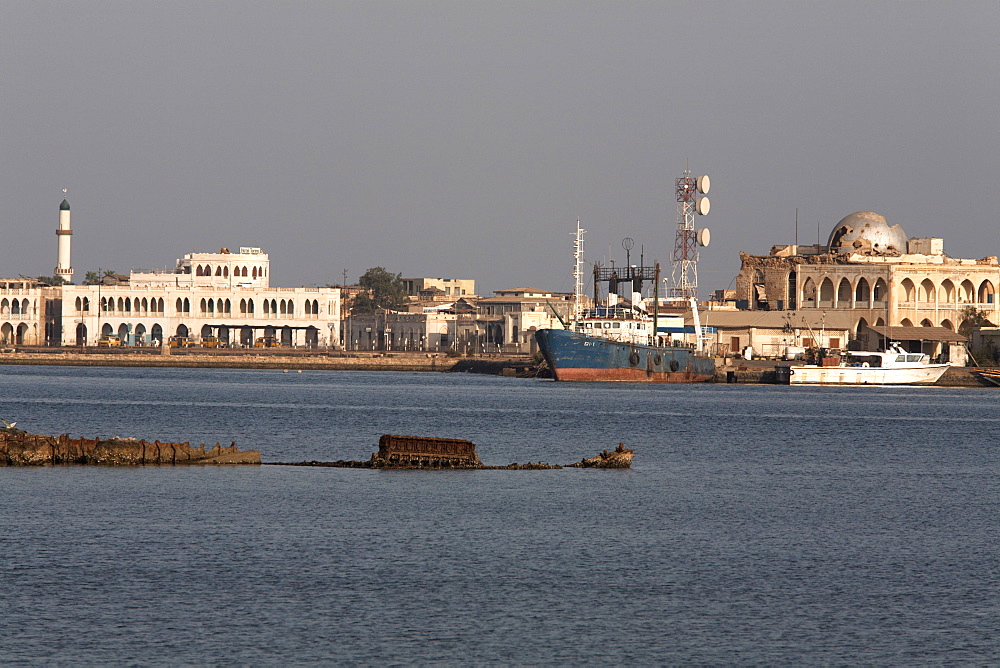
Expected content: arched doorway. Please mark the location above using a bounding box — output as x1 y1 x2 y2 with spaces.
76 323 87 346
305 326 319 348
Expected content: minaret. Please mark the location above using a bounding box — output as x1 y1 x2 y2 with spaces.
55 193 73 282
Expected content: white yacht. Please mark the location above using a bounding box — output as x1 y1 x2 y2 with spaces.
788 344 949 385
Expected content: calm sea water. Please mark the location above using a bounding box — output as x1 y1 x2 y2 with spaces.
1 365 998 664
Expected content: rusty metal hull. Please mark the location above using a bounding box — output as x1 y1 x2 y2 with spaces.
535 328 715 383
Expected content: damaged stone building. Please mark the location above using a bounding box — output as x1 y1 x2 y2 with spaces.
724 210 994 361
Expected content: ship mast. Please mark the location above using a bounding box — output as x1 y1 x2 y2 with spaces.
572 219 586 320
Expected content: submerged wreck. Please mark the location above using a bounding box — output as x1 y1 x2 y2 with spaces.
276 434 633 470
0 428 260 466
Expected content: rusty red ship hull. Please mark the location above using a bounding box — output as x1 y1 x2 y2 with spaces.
535 328 715 383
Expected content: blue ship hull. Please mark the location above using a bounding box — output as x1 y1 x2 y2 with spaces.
534 328 716 382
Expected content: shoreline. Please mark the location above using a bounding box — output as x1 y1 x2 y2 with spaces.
1 348 992 385
0 347 536 374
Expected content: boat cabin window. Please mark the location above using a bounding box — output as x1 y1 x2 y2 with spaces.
896 355 907 362
612 322 620 329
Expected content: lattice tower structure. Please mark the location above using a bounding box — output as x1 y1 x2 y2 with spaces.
671 171 699 298
572 221 586 318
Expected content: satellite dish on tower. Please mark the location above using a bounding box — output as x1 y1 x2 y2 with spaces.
697 228 711 247
696 196 711 216
697 175 710 194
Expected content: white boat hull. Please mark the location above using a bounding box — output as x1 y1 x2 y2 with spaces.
788 363 949 385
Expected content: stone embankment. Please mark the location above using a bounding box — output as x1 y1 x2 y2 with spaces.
0 347 536 376
0 429 260 466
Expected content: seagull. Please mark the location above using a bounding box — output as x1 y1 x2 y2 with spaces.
2 420 16 428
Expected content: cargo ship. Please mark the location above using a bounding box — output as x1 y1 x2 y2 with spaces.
535 309 715 383
534 219 716 383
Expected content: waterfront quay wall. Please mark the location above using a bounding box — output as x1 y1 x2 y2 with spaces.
0 347 536 375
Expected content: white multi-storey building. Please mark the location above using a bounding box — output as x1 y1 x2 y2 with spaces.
57 246 340 348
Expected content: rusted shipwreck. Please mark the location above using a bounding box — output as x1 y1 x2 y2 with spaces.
277 434 632 470
0 429 260 466
568 443 634 469
370 434 482 468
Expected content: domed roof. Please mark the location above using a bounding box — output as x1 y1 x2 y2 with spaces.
827 211 906 255
60 199 70 211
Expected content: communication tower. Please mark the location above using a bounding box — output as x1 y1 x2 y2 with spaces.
670 169 711 298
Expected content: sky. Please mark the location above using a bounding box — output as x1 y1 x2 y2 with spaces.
2 1 998 297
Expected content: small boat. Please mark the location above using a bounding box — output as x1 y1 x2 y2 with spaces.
787 344 949 385
973 368 1000 386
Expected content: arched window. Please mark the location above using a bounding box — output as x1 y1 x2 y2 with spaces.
215 266 222 276
287 300 294 316
856 317 870 349
223 266 229 278
75 296 82 312
940 280 956 304
819 278 835 303
183 298 190 313
200 298 208 314
941 319 955 331
141 298 148 313
247 299 255 314
855 278 870 304
960 280 975 303
224 299 231 314
252 267 258 279
263 300 270 315
873 278 888 303
920 278 935 303
83 297 90 312
978 280 995 304
900 318 914 327
920 319 933 327
900 278 916 303
837 278 852 304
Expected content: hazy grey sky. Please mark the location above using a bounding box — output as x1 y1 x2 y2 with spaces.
2 1 998 296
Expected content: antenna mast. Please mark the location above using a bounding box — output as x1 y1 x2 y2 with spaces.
572 220 586 319
670 168 711 298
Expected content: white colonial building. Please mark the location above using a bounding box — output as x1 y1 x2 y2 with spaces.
57 246 341 348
